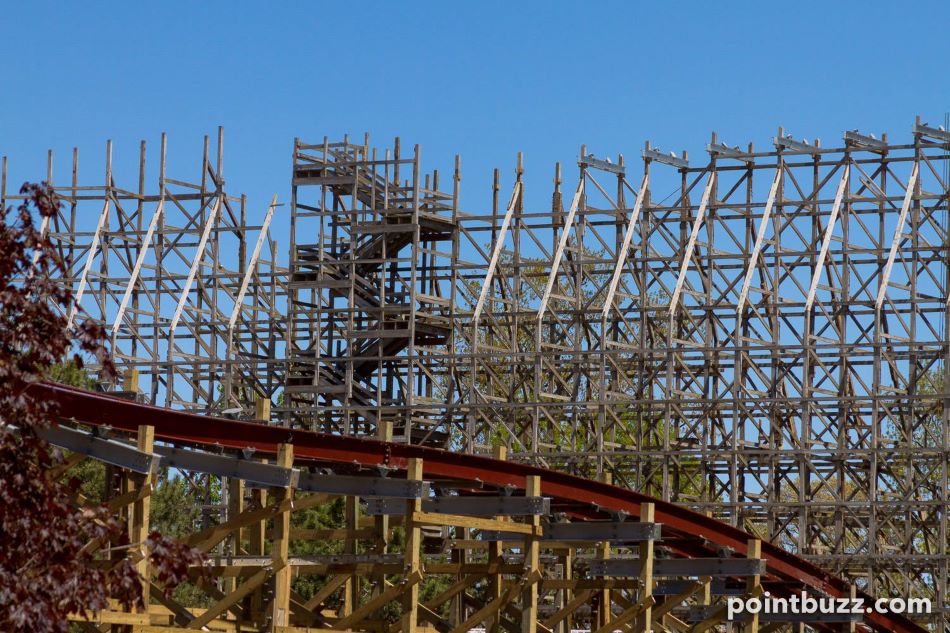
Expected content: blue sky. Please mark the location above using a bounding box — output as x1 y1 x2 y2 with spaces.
2 1 949 220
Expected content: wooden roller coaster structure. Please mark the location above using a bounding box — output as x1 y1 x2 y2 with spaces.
33 382 925 632
4 119 948 629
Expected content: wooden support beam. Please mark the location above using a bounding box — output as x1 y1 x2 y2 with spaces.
334 571 423 630
743 539 761 633
343 491 360 618
669 171 715 316
541 589 594 630
303 574 350 611
473 182 522 324
270 443 294 631
488 444 506 633
560 547 574 633
417 603 452 633
805 164 849 312
449 572 540 633
687 584 763 633
122 368 139 393
188 490 327 554
148 582 195 627
521 475 542 633
373 420 393 621
247 485 266 623
402 457 424 633
877 161 919 309
47 451 87 481
102 481 152 514
596 472 612 631
652 577 710 621
736 165 781 315
130 425 154 620
637 502 655 632
591 596 656 633
602 172 649 319
225 476 244 595
255 396 271 422
849 584 858 633
188 563 280 630
538 178 584 319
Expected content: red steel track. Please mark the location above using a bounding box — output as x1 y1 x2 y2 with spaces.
35 381 925 633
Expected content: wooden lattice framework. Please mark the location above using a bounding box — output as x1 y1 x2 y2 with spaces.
4 118 948 627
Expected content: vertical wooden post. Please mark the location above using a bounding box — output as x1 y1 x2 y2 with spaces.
562 547 574 633
373 421 393 613
521 475 541 633
637 502 655 633
401 457 423 633
132 425 154 612
103 460 120 633
123 368 139 393
225 476 244 595
270 443 293 631
701 510 714 632
597 472 612 629
848 585 858 633
247 484 267 624
343 494 360 617
255 396 271 422
451 523 468 627
488 445 506 633
744 538 761 633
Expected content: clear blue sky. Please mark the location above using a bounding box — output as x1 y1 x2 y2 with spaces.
2 1 949 221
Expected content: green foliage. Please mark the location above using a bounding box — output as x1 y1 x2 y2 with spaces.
151 471 204 540
47 359 97 389
289 498 347 605
150 469 210 607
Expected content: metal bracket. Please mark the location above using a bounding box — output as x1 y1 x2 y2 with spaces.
706 142 750 160
579 153 625 175
40 424 161 475
843 130 886 152
297 470 428 498
642 147 688 169
588 557 766 578
774 135 819 154
914 122 950 143
364 495 550 517
654 579 744 596
156 445 298 488
546 521 661 543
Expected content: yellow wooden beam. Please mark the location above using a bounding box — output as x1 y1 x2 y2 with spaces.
303 574 350 611
743 538 761 633
334 571 422 630
254 396 270 421
540 589 594 629
270 443 294 631
636 502 655 632
402 457 424 633
591 596 656 633
651 577 709 621
521 475 542 633
188 563 280 630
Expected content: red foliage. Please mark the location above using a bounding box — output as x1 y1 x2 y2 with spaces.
0 184 204 632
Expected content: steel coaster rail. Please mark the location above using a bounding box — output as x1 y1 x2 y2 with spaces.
32 381 926 633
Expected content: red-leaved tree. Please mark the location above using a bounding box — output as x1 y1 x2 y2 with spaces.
0 184 204 632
